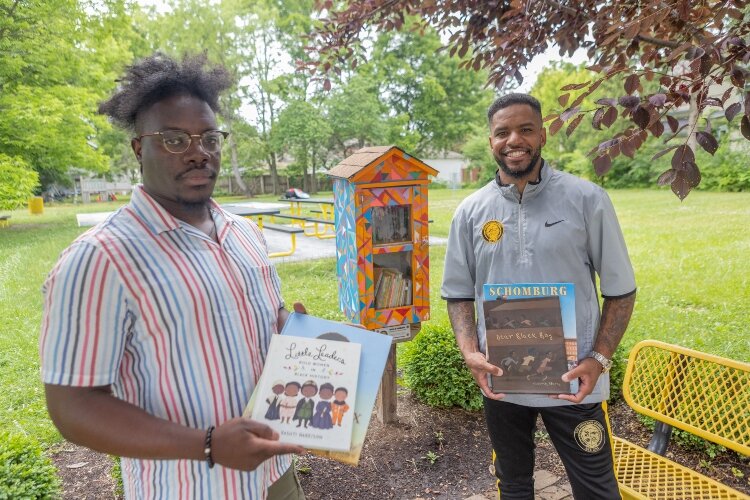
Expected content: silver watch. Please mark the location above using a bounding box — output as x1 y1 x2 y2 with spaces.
588 351 612 373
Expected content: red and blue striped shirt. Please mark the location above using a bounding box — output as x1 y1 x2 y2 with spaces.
40 186 291 498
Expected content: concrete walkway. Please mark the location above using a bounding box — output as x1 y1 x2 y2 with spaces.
463 469 573 500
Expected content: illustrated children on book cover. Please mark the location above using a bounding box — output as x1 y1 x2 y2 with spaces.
483 283 578 395
271 313 392 466
311 383 334 429
264 380 284 420
249 334 361 452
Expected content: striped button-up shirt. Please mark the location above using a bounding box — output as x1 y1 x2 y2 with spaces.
40 186 290 499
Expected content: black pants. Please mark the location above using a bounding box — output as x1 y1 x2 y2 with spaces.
483 397 621 500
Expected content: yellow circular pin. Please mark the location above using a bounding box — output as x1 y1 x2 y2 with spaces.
481 220 504 243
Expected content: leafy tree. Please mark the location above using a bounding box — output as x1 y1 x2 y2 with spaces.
0 154 38 210
272 100 332 193
461 130 495 184
307 0 750 198
326 75 388 154
361 27 493 155
0 0 138 189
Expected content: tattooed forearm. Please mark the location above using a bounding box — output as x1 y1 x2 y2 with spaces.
447 300 479 355
594 293 636 357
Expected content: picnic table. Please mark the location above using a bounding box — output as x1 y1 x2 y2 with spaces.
221 203 282 229
282 197 335 220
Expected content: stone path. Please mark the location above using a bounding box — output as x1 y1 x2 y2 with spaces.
463 469 573 500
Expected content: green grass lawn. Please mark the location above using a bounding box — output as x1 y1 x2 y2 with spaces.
1 189 748 447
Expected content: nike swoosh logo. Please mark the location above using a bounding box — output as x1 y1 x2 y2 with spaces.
545 219 565 227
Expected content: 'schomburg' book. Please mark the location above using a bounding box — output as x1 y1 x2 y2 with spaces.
482 283 578 394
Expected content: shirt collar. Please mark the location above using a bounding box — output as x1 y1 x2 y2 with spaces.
495 161 545 188
494 161 550 202
129 185 232 236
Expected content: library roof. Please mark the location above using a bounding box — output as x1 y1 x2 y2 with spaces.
328 145 437 181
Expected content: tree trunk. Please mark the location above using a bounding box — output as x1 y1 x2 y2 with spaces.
227 131 251 197
268 152 280 196
687 94 701 152
311 152 318 194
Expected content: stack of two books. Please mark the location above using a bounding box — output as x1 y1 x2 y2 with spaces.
244 313 392 465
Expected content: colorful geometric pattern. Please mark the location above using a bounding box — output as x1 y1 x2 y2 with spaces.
350 149 432 184
334 179 359 320
334 179 431 329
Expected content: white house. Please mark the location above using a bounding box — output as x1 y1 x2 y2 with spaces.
421 151 468 188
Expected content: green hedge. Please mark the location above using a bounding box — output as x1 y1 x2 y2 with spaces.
0 433 60 500
401 322 483 411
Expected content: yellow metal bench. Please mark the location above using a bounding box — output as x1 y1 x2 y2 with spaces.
262 223 304 258
615 340 750 499
0 215 10 228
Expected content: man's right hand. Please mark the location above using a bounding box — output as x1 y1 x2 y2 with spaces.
463 352 506 401
212 418 305 471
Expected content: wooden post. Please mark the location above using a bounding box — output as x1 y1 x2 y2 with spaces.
376 322 421 424
376 343 398 424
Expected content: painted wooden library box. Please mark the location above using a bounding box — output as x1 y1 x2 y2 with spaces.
328 146 438 340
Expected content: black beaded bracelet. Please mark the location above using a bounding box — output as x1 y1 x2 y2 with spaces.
204 426 215 469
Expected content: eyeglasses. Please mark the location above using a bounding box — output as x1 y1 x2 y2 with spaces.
136 129 229 154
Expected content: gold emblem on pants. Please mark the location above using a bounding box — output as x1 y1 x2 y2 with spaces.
574 420 605 453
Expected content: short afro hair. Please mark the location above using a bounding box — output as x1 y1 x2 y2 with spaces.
98 52 232 131
487 93 543 124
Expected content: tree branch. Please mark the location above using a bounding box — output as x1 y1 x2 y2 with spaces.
634 34 680 49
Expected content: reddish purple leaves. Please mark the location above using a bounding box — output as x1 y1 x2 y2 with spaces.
661 145 701 200
593 154 612 176
695 131 719 155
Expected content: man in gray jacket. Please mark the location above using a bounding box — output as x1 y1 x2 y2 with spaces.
441 93 636 499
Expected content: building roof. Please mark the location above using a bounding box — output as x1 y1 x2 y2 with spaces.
328 145 438 180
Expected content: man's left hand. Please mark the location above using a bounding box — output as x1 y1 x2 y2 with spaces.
553 358 603 403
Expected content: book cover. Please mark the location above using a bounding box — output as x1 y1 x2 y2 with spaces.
245 313 392 465
246 334 361 452
482 283 578 394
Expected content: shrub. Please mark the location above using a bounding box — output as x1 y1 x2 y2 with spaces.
400 322 483 411
0 432 60 499
607 343 629 403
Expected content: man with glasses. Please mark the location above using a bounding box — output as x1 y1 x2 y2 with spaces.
40 53 307 499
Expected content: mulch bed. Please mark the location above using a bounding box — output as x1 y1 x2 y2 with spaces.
51 393 750 499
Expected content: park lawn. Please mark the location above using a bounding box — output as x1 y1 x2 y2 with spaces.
0 189 748 448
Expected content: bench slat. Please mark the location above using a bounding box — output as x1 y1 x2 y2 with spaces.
262 223 304 234
306 217 334 225
272 214 307 221
614 437 747 499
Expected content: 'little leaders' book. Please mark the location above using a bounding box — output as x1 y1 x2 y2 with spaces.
244 313 393 465
247 334 361 452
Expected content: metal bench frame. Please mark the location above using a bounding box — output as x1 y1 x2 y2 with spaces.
262 222 304 258
615 340 749 499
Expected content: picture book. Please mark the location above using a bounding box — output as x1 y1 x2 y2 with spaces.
244 313 392 465
482 283 578 394
246 334 361 452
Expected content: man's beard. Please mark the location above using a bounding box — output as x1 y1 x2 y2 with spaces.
494 149 542 179
178 198 211 211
